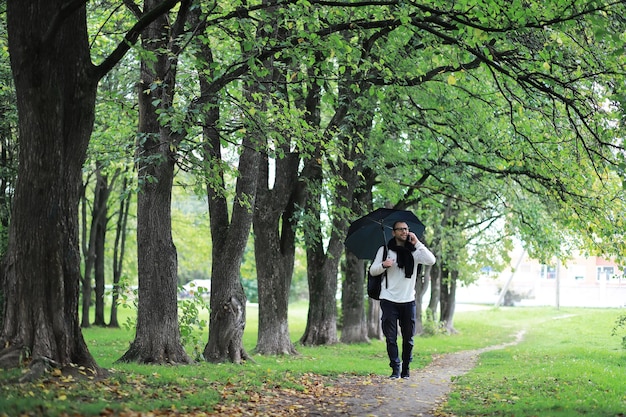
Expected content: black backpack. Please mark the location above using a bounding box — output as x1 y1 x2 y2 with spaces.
367 246 388 300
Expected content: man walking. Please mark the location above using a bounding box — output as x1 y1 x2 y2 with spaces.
369 221 436 379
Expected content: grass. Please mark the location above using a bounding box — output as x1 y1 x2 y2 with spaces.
443 308 626 417
0 304 625 416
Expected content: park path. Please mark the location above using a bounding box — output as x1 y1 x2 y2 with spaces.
308 330 526 417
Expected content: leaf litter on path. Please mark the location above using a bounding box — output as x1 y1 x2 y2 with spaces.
53 331 524 417
197 331 526 417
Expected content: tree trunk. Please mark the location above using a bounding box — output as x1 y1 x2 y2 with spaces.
80 179 95 328
367 299 384 340
300 253 339 345
299 147 339 346
339 167 372 345
250 5 300 356
203 135 260 363
440 269 458 334
81 166 110 327
109 174 131 328
427 263 441 321
93 192 107 327
300 96 369 344
253 150 300 355
320 57 375 345
118 114 189 363
341 253 368 343
117 0 191 364
93 168 114 326
191 7 261 362
415 264 431 335
0 0 101 377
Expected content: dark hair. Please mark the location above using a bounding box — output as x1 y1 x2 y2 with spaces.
392 221 408 229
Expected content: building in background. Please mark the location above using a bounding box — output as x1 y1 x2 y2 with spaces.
457 245 625 308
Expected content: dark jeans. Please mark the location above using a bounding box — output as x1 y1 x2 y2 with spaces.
380 299 416 370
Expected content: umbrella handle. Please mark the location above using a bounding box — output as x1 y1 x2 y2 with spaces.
381 222 388 255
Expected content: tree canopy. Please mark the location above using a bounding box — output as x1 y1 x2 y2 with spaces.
1 0 625 376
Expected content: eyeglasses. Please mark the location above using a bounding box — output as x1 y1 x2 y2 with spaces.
393 227 409 231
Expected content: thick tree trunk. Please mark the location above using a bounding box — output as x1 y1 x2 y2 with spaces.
0 66 16 331
193 12 261 361
415 264 431 335
427 263 441 321
196 15 260 359
0 0 101 377
118 112 189 364
367 299 384 340
253 152 300 355
440 269 458 334
250 6 301 355
300 256 339 346
93 210 107 326
327 61 374 345
299 151 338 346
118 0 190 364
300 115 367 345
341 253 368 343
203 136 260 362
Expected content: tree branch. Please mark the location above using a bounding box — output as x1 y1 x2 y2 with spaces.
93 0 181 80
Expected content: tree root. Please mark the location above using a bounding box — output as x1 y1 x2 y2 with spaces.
19 356 60 383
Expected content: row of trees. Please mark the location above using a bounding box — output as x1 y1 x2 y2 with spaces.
1 0 625 380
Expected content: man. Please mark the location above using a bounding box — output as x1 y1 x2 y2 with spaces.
369 221 436 379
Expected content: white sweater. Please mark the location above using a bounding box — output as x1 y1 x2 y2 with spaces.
369 240 436 303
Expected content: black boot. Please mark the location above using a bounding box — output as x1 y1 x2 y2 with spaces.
390 364 401 379
401 363 410 379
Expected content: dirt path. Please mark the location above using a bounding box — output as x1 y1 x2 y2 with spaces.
305 330 526 417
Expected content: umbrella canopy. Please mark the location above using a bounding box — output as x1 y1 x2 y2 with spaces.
344 208 426 260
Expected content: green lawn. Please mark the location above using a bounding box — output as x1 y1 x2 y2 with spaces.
442 308 626 417
0 304 624 416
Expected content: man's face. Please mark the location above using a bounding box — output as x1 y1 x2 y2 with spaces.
393 223 409 241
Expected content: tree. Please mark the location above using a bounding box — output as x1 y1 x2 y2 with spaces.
109 172 132 328
184 3 263 362
357 1 625 331
80 164 118 328
342 252 368 342
87 56 139 328
0 0 182 378
201 105 261 363
118 0 192 364
250 3 302 356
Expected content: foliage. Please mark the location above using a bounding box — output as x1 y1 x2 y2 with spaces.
177 290 210 361
421 309 448 337
3 0 626 380
611 312 626 349
115 282 138 332
171 178 212 285
78 0 626 300
0 14 17 262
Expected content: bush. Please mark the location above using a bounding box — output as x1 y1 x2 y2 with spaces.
611 313 626 349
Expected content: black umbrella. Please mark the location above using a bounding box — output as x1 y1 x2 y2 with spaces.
344 208 426 260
